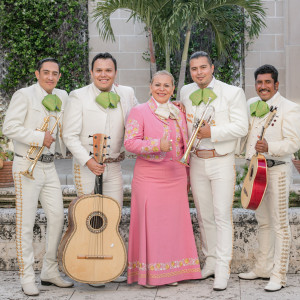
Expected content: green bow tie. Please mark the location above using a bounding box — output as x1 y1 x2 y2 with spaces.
250 100 269 118
42 94 62 111
189 88 217 106
95 92 120 109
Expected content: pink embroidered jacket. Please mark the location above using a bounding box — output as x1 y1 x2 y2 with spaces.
124 98 188 162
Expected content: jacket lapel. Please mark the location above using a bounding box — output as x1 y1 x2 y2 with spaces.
210 80 221 109
176 113 188 150
114 85 127 122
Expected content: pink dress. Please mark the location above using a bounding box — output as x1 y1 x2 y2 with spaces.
124 98 201 286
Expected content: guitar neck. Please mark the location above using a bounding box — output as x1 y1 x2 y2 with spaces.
260 126 266 141
94 172 103 195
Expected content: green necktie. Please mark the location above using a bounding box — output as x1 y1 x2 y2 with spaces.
250 100 269 118
189 88 217 106
95 92 120 109
42 94 62 111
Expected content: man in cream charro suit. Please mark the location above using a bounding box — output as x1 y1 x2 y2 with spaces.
3 58 73 296
238 65 300 292
63 52 138 283
180 51 248 291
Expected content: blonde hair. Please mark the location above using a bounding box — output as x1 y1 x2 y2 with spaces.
151 70 175 86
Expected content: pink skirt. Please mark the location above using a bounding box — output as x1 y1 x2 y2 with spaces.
127 158 201 286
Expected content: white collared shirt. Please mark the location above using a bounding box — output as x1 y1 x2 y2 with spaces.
92 83 124 158
37 82 58 155
245 92 280 160
193 77 216 150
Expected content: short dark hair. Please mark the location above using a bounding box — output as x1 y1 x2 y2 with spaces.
36 58 60 72
189 51 213 66
254 64 278 83
91 52 117 71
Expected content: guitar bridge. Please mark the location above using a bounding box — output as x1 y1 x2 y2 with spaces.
77 255 113 260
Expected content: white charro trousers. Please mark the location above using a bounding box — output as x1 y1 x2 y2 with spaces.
190 153 236 278
13 156 64 285
253 163 291 286
73 161 123 207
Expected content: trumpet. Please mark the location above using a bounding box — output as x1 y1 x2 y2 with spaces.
178 98 214 166
21 110 63 180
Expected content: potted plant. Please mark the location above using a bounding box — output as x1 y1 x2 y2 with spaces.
0 98 14 187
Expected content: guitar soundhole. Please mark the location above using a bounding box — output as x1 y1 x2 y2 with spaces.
86 212 107 233
91 216 103 229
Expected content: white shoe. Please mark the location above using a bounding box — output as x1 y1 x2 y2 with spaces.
238 271 269 280
213 277 228 291
89 283 105 287
21 282 39 296
264 281 283 292
200 268 215 280
143 284 157 288
41 276 73 288
112 275 127 283
167 282 178 286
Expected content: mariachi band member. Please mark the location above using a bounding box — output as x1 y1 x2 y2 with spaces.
239 65 300 292
62 52 138 284
3 58 73 296
124 70 201 287
180 51 248 291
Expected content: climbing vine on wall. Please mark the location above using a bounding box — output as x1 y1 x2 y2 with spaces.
0 0 89 99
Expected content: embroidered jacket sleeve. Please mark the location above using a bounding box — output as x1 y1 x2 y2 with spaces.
3 90 45 147
211 87 249 142
124 107 161 155
267 103 300 157
63 90 91 166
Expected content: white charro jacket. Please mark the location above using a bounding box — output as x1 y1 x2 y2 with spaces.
3 83 67 157
180 80 248 155
63 83 138 166
245 92 300 162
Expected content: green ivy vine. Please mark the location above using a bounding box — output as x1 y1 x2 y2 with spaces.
0 0 89 99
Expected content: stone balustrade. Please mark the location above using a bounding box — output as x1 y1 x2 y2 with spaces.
1 204 300 273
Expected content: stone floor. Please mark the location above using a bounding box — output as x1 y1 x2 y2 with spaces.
0 272 300 300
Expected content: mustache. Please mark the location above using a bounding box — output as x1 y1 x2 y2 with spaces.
259 89 270 92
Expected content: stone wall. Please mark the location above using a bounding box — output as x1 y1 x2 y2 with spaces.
1 207 300 274
88 1 300 105
244 0 300 104
88 1 150 103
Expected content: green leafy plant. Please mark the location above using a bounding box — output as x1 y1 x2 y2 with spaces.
155 5 250 89
0 99 13 161
235 163 248 199
0 0 89 99
92 0 266 94
293 149 300 160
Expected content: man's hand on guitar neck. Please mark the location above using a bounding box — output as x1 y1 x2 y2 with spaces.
86 158 106 175
255 138 268 153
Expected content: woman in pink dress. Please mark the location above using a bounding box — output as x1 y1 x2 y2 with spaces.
124 71 201 287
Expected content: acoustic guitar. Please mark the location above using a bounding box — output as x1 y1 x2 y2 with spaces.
241 106 277 210
58 133 127 284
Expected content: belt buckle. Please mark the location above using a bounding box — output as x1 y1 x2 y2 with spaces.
40 154 53 163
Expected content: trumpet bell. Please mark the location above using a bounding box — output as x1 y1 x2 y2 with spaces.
20 170 34 180
178 155 190 167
